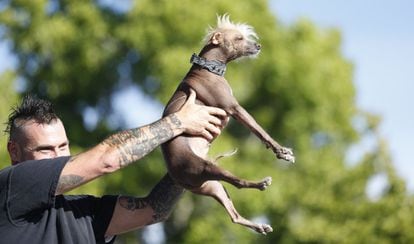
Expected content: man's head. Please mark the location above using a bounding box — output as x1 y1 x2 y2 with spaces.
5 95 70 165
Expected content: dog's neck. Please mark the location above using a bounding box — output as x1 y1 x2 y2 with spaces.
190 53 226 76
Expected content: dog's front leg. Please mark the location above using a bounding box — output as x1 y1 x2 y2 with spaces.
228 104 295 163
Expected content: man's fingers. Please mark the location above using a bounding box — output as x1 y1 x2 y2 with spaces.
209 116 222 127
186 88 227 118
207 107 227 117
206 124 221 137
201 130 213 141
197 123 221 142
177 88 227 140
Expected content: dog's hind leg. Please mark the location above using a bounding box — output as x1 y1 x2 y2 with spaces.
202 160 272 191
191 180 273 234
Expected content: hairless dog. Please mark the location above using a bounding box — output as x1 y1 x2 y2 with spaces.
161 15 295 234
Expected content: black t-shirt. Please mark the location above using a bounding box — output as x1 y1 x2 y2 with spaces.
0 156 118 244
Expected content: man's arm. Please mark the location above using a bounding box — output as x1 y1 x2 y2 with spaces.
55 89 225 194
105 174 184 235
104 115 230 236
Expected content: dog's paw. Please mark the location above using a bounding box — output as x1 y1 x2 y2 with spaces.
283 154 295 163
256 224 273 235
259 176 272 191
276 147 295 163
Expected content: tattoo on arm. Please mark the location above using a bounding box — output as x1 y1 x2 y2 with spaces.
146 174 185 222
169 113 182 127
56 175 84 194
119 196 148 210
56 156 84 194
101 115 181 168
118 174 184 223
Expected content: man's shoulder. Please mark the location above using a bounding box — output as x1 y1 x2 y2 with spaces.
0 165 12 181
0 167 12 197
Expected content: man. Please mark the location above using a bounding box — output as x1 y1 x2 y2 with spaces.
1 92 226 243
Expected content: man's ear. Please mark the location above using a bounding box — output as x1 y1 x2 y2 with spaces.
211 32 223 45
7 141 20 165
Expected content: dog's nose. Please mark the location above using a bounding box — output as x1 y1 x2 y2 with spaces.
255 43 261 50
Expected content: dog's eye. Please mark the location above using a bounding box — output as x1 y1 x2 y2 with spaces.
235 36 244 41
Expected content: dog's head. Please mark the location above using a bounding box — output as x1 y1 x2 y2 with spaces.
203 14 261 62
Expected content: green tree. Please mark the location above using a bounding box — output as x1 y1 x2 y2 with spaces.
0 71 19 168
1 0 413 243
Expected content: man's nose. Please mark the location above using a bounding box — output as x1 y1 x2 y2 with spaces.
51 149 60 158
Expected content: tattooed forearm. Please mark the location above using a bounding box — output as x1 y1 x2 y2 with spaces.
146 174 185 222
119 196 148 210
56 174 84 194
169 113 182 127
117 174 184 223
101 114 180 168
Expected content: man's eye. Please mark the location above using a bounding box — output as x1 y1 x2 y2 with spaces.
38 149 52 153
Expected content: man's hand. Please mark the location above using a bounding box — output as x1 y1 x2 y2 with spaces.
175 89 227 141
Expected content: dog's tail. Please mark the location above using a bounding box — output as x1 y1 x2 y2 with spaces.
213 148 238 163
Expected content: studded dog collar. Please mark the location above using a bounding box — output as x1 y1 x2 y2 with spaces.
190 53 226 76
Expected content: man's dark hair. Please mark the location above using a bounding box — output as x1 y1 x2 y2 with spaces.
5 94 59 140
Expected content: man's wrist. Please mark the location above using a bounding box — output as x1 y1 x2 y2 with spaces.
168 113 184 136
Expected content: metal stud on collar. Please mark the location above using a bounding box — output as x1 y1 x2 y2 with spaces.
190 53 226 76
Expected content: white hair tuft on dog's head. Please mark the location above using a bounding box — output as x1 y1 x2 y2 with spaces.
203 14 258 44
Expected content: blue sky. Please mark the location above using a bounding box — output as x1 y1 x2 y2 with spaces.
270 0 414 191
1 0 413 191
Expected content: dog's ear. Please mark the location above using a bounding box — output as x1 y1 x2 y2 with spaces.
211 32 223 45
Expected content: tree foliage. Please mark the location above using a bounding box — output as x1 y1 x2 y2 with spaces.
1 0 413 243
0 71 19 168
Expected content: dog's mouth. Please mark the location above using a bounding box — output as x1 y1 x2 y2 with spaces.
245 43 261 56
245 47 261 57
